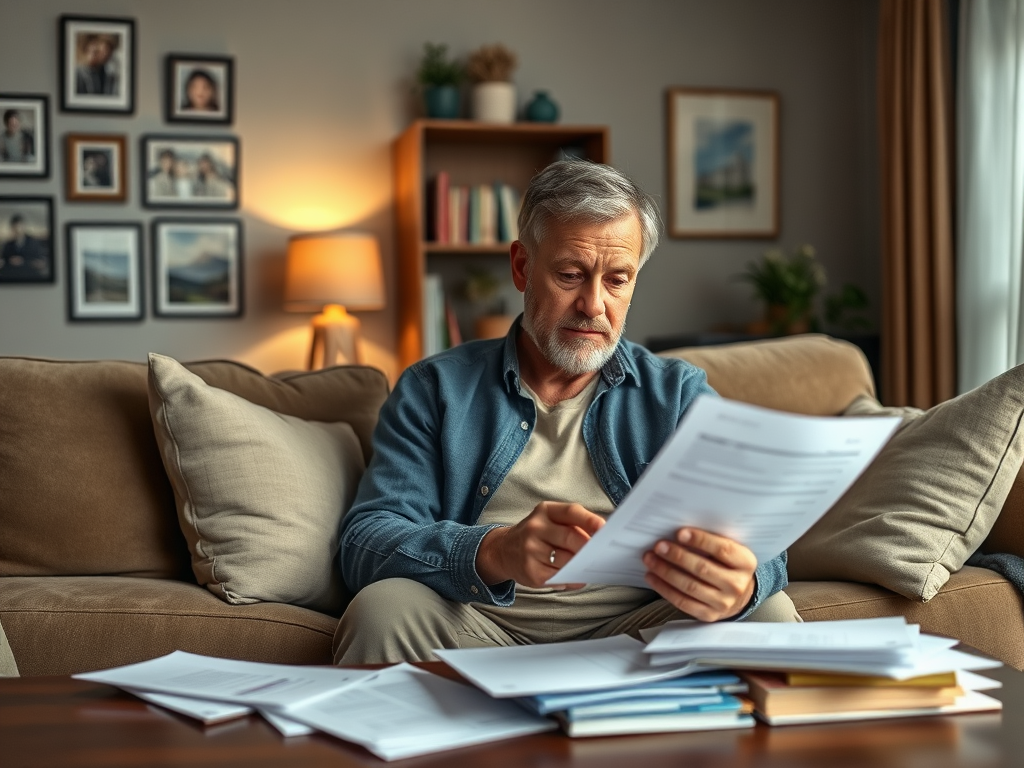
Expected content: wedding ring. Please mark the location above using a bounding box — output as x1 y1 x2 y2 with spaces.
549 550 557 565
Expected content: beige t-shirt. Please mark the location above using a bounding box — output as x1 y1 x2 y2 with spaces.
475 377 654 643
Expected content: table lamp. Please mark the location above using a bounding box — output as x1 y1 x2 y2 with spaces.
284 232 385 368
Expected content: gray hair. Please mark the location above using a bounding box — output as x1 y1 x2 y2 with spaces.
517 159 662 266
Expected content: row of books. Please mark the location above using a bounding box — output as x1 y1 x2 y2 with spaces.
426 172 521 245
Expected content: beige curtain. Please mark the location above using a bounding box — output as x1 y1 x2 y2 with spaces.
878 0 956 407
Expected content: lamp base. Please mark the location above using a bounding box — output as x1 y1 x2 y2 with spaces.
309 304 362 369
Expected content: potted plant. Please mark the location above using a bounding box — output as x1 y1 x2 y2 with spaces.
738 244 826 335
464 266 514 339
466 43 517 123
417 43 464 119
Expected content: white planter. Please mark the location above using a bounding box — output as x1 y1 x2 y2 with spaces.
472 82 516 123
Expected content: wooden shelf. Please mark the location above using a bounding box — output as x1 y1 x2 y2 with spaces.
393 119 609 370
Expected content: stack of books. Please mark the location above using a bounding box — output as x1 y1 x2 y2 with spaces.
427 172 520 245
437 618 1004 737
513 672 753 737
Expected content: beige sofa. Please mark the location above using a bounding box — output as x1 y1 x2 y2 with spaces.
1 334 1022 676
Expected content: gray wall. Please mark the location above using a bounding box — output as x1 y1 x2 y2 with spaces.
0 0 879 379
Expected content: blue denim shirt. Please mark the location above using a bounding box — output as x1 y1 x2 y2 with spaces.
339 318 788 617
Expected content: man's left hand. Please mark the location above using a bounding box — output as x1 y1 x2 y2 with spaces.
642 528 756 621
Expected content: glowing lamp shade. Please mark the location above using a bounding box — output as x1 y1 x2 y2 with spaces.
284 232 385 368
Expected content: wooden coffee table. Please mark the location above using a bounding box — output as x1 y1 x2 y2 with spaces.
3 663 1022 768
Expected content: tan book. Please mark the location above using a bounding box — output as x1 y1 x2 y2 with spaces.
784 671 958 688
742 672 962 717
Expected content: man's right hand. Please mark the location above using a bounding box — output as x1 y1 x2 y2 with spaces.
475 501 605 588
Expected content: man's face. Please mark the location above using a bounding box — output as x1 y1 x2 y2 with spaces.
514 213 642 377
85 39 111 66
187 77 215 109
5 115 19 135
11 221 24 239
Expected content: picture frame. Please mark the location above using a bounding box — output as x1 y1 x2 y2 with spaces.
0 94 50 178
66 222 143 321
65 134 127 202
0 196 55 284
165 54 234 125
141 135 239 210
152 218 243 318
60 15 136 114
666 88 779 239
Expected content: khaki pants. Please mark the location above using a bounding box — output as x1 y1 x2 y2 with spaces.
0 619 19 677
334 578 802 665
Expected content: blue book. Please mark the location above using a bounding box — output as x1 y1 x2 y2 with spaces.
563 695 745 722
515 671 745 716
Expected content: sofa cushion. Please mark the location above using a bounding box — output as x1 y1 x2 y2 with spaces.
148 354 364 615
0 576 337 676
0 358 189 580
0 356 389 583
788 365 1024 601
659 334 876 415
786 566 1024 669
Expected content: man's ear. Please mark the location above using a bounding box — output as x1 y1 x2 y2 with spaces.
510 240 529 293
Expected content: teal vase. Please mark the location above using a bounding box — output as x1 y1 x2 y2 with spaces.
424 85 461 119
525 90 559 123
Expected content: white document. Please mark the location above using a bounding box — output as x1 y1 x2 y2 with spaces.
74 651 377 710
131 690 253 724
283 663 555 761
260 709 316 737
550 396 899 587
435 635 713 698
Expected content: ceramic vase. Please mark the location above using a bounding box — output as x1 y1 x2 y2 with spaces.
423 85 461 119
471 82 516 123
525 90 559 123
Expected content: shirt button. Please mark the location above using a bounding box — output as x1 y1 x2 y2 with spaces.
470 585 479 594
480 486 489 496
520 421 529 430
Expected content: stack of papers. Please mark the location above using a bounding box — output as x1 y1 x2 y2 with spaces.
74 652 553 761
641 618 1002 679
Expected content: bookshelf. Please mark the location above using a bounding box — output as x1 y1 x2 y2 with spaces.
392 119 609 370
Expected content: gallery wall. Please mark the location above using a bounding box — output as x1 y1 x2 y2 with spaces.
0 0 880 380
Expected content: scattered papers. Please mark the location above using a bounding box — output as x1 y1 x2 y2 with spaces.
435 635 714 698
283 663 554 761
74 650 376 710
549 396 899 587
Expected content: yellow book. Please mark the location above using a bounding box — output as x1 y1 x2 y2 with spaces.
784 671 958 688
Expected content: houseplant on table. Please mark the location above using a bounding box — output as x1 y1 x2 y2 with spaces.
466 43 517 123
738 244 825 335
418 43 464 119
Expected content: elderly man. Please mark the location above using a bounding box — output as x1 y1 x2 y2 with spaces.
335 160 797 665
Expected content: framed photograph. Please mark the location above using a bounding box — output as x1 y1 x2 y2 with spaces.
165 54 234 125
666 88 779 238
0 196 54 284
65 134 127 202
60 15 135 114
0 94 50 178
141 135 239 209
152 218 243 318
66 222 143 320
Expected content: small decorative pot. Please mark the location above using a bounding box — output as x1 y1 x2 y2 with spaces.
423 85 461 119
471 82 516 123
525 90 559 123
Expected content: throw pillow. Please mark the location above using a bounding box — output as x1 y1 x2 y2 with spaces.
147 353 364 615
787 364 1024 601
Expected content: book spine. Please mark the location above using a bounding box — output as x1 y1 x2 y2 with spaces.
436 171 449 244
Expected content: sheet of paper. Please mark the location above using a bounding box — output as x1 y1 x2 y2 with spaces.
74 651 377 710
283 663 555 761
550 396 900 587
260 709 316 737
131 690 253 724
435 635 714 698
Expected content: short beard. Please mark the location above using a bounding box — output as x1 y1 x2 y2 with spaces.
522 286 623 377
